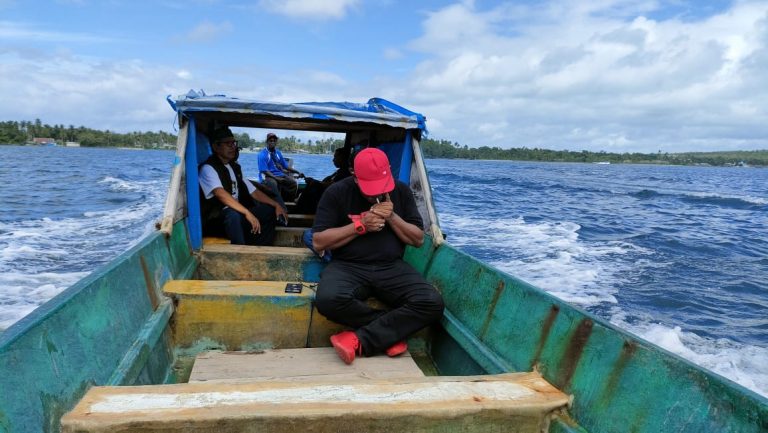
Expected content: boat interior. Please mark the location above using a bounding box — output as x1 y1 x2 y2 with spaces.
5 95 760 433
58 111 573 432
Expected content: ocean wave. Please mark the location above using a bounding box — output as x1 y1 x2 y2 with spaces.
441 214 644 307
610 310 768 398
99 175 160 193
631 189 766 208
0 270 90 330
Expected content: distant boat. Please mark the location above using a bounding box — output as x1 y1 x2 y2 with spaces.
594 161 611 164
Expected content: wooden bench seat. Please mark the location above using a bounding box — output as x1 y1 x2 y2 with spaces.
163 279 345 351
189 347 424 383
196 244 323 281
62 372 570 433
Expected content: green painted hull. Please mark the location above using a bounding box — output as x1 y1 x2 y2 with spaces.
405 235 768 433
2 92 766 431
0 221 195 433
2 219 766 432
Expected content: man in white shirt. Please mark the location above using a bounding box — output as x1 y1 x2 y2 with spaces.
199 127 288 245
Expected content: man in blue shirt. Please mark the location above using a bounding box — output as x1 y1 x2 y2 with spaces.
257 133 304 203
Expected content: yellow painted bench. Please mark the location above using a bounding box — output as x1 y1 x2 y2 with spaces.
196 244 321 281
62 372 571 433
163 279 344 351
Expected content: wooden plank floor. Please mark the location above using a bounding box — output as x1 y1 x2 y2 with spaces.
189 347 425 383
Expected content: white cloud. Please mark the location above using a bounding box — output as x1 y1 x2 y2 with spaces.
0 21 116 43
0 50 188 132
183 21 233 43
383 47 402 60
2 1 767 154
391 0 768 152
259 0 359 20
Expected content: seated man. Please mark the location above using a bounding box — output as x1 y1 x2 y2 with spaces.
199 127 287 245
294 147 351 214
258 132 304 203
312 148 444 364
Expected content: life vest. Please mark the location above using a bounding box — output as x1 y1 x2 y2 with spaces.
199 155 256 223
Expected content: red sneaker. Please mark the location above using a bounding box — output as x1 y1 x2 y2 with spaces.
330 331 361 365
386 341 408 357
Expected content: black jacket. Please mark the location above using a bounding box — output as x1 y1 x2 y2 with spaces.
199 155 256 224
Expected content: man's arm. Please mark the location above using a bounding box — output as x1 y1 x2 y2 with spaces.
370 191 424 247
276 151 304 177
383 211 424 247
312 224 358 251
250 188 288 220
313 210 386 251
211 188 262 233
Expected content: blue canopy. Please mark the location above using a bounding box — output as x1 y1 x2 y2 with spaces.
168 90 427 132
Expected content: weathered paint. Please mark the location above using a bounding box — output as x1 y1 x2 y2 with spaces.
0 220 194 433
195 244 324 282
167 284 313 350
164 280 383 353
403 237 768 433
62 373 568 433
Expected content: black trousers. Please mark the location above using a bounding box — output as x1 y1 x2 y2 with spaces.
315 259 444 355
204 204 276 246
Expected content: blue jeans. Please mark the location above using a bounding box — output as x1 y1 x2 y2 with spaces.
263 176 297 204
221 204 276 246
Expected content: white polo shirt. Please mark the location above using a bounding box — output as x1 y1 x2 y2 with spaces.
199 163 256 201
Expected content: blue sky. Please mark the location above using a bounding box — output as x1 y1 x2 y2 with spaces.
1 0 767 153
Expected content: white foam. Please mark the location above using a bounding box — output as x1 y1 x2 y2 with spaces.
610 312 768 397
440 212 768 398
0 271 89 330
441 214 636 306
0 176 166 331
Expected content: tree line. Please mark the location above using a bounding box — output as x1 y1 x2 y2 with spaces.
419 138 768 167
2 119 765 166
0 119 177 149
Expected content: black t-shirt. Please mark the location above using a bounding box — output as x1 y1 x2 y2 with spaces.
312 177 423 263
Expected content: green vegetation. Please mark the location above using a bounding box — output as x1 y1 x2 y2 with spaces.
0 119 176 149
234 134 344 154
2 120 765 166
420 138 768 167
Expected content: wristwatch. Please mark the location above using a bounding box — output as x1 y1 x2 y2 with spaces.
348 213 367 235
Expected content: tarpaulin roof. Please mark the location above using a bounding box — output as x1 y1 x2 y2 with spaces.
168 90 427 132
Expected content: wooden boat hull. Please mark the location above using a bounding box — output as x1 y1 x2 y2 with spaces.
1 93 766 432
2 219 766 432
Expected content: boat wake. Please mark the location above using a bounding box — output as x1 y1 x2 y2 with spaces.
439 212 768 398
0 175 165 331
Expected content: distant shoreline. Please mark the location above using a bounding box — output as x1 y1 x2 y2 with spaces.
3 143 766 168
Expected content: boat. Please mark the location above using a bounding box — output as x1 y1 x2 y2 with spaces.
1 90 766 432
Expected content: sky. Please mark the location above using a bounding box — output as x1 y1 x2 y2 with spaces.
1 0 767 153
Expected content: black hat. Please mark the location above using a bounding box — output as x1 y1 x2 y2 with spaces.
210 126 234 143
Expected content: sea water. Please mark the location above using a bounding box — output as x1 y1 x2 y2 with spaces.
1 146 766 397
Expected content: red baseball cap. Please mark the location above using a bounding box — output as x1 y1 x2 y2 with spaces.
354 148 395 196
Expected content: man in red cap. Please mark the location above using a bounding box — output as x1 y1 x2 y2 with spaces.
311 148 444 364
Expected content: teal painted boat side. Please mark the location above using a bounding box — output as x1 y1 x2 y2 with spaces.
404 237 768 433
0 221 195 433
